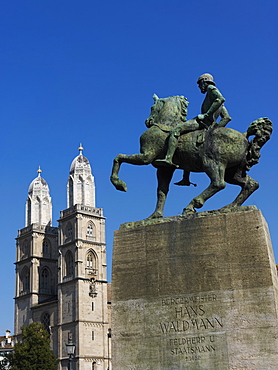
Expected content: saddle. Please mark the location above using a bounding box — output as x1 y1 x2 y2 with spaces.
151 122 208 145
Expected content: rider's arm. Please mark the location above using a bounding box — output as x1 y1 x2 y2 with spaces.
205 85 225 119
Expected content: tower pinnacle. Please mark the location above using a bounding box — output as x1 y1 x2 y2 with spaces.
25 169 52 226
78 143 84 155
67 146 95 208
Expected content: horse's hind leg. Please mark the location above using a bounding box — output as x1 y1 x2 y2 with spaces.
222 168 259 209
147 167 175 219
182 163 226 215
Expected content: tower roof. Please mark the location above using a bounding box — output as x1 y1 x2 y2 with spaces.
28 167 49 194
26 167 52 227
69 144 92 174
67 145 95 208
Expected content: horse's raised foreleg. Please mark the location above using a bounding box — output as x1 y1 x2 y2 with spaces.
147 167 175 219
111 152 157 192
182 163 226 215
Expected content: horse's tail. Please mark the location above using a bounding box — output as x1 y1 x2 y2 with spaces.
245 117 273 171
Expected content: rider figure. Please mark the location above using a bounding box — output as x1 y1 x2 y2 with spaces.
156 73 231 185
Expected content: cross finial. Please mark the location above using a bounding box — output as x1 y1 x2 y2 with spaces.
78 143 84 155
37 166 42 177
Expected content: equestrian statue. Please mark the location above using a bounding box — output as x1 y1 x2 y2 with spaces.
110 73 272 219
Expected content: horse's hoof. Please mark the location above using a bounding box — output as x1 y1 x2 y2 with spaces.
219 204 237 211
113 179 127 192
182 207 196 217
111 178 126 192
146 212 163 220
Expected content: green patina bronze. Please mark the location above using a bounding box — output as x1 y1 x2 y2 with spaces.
156 73 231 175
111 78 272 219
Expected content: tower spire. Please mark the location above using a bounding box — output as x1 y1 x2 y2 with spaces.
26 168 52 226
78 143 84 155
67 145 95 208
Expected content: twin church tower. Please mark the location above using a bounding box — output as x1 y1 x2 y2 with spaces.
14 146 111 370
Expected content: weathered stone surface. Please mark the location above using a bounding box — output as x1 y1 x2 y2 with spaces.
112 208 278 369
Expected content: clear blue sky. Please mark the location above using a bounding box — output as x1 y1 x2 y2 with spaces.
1 0 277 334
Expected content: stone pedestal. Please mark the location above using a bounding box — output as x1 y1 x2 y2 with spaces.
112 208 278 369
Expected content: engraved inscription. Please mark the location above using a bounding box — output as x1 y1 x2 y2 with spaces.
162 294 216 306
160 317 223 333
159 295 225 363
169 335 216 359
159 301 223 334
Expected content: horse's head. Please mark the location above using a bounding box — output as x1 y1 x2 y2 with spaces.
145 94 189 128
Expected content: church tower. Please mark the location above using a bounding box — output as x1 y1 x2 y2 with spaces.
58 146 110 370
25 166 52 227
14 149 111 370
14 168 58 337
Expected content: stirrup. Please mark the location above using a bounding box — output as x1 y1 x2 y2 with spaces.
154 159 179 168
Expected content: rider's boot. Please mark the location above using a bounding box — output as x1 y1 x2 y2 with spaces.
174 171 191 186
174 171 196 187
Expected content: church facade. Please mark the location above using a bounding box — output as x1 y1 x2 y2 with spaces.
14 146 111 370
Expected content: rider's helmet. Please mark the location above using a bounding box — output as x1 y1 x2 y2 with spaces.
197 73 215 85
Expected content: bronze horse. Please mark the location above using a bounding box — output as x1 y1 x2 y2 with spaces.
111 95 272 218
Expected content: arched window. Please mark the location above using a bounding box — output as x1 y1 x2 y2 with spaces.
85 176 94 206
87 252 94 268
86 223 94 239
21 267 30 293
77 175 84 204
24 272 30 291
86 250 97 276
68 177 73 207
35 196 40 224
42 199 49 225
65 223 73 242
22 240 30 258
41 312 50 334
40 268 50 294
43 239 50 255
65 250 74 277
27 198 31 226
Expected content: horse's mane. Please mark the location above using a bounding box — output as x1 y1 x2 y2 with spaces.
175 96 188 123
150 95 189 128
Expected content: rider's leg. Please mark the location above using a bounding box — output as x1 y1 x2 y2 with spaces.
154 131 179 167
156 120 200 167
162 133 179 166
